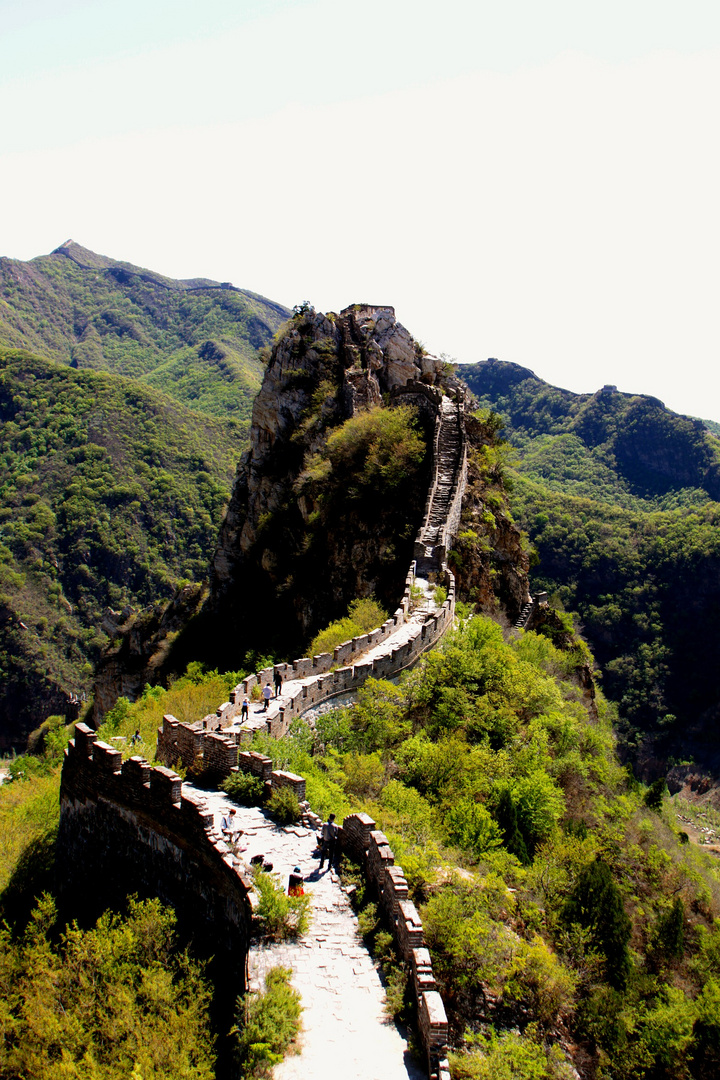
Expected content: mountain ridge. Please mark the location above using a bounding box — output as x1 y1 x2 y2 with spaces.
0 241 290 425
459 357 720 782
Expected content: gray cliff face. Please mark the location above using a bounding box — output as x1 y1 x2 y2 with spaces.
212 305 444 609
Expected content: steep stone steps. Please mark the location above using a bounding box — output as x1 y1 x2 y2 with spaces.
416 396 464 575
513 598 534 631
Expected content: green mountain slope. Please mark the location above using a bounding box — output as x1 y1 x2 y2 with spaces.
0 240 289 426
459 359 720 776
0 347 248 751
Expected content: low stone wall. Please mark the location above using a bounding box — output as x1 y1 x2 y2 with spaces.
343 811 451 1080
237 750 306 802
58 722 254 1038
156 567 456 782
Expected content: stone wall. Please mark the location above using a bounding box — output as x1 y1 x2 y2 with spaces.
58 722 254 1037
343 812 451 1080
156 563 456 781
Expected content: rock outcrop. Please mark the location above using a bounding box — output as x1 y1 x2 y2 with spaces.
91 305 530 720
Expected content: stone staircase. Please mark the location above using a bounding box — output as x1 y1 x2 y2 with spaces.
513 598 534 631
415 395 465 577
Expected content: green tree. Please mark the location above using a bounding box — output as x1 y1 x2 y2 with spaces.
563 860 631 988
644 777 668 811
493 787 530 864
0 894 214 1079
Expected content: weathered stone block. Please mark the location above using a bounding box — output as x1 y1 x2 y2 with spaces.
150 766 182 804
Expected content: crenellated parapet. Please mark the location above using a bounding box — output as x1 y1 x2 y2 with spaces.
342 812 451 1080
58 722 254 1028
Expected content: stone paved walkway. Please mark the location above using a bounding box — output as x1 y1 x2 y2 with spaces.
225 579 440 740
197 791 424 1080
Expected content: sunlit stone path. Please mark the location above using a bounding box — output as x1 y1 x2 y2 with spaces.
196 792 424 1080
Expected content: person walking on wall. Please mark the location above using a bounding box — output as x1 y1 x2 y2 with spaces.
262 683 273 711
319 813 338 870
241 696 249 722
274 669 283 698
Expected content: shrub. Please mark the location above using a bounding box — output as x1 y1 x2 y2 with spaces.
222 772 265 806
649 897 685 968
252 870 310 940
0 894 214 1079
324 404 425 491
308 597 388 658
449 1029 568 1080
493 788 530 864
235 966 301 1078
644 777 668 811
266 787 301 825
445 799 502 858
347 597 387 631
309 616 363 657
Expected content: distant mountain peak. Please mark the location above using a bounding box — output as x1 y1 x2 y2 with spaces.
50 240 117 271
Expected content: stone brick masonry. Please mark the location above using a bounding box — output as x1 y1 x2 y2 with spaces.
342 811 450 1080
57 722 254 1038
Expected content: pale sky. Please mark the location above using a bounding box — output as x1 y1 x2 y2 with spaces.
2 1 720 420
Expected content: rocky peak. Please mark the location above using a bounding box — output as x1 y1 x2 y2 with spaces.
245 303 444 481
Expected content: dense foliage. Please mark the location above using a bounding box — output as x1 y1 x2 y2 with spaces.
459 360 720 771
0 347 248 748
246 617 720 1080
0 895 215 1080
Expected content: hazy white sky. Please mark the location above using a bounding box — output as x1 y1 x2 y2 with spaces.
2 0 720 419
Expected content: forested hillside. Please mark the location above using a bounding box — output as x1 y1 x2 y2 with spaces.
6 618 718 1079
0 240 289 425
0 243 290 749
0 347 252 749
460 359 720 777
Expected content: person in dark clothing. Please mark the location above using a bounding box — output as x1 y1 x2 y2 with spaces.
274 670 283 697
319 813 338 870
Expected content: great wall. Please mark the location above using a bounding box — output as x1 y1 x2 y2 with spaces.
58 324 527 1078
155 379 468 782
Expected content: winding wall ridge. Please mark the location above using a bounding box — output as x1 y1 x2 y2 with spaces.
157 381 467 779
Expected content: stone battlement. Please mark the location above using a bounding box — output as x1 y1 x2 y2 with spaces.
157 561 456 778
58 722 254 1031
343 812 450 1080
